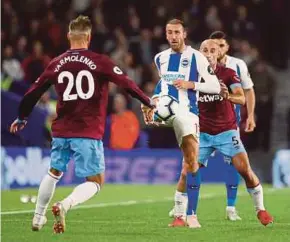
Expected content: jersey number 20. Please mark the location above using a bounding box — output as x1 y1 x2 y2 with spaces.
58 70 94 101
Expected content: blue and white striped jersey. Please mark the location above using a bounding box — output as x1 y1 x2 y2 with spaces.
153 46 220 115
225 55 254 124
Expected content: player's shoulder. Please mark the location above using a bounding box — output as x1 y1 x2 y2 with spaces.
154 48 171 62
188 46 207 63
220 65 237 76
227 55 247 68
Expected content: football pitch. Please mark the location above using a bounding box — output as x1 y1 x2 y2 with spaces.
1 184 290 242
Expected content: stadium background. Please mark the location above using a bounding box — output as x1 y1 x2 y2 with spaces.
1 0 290 189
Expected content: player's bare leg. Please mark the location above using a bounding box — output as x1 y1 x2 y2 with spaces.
52 173 104 233
232 152 273 226
32 168 62 231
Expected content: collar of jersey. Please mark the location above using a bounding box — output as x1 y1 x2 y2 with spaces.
67 48 88 52
170 45 189 54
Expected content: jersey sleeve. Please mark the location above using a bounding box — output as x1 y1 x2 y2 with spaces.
228 69 242 91
154 53 161 77
18 62 55 119
152 80 162 99
238 59 253 89
100 55 153 107
194 52 221 94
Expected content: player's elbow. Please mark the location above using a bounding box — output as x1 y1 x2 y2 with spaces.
240 95 246 105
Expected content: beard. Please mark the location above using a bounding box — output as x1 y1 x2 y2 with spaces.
218 52 226 61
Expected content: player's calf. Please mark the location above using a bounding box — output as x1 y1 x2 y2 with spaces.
232 152 274 226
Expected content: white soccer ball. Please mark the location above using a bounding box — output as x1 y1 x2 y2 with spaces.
155 95 179 122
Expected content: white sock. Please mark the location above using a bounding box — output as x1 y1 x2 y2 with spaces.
247 184 265 212
61 182 100 212
174 190 188 217
226 206 236 211
35 171 61 216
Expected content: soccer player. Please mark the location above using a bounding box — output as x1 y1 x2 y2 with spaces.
145 19 222 228
170 39 273 228
209 31 256 220
10 15 154 233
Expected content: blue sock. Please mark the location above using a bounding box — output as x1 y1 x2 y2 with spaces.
186 170 201 215
225 164 240 207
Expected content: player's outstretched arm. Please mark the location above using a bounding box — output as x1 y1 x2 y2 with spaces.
101 56 154 108
195 53 221 94
10 68 53 133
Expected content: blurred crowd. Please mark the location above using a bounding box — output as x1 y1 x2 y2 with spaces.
1 0 289 150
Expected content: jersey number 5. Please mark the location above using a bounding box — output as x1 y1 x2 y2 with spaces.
58 70 94 101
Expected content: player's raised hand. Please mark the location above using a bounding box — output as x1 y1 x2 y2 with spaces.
245 115 256 132
219 82 229 99
10 118 27 134
173 79 195 90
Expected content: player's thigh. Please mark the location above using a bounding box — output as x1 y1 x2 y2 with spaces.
231 152 252 174
198 132 214 166
214 130 246 160
50 137 71 173
69 138 105 178
173 112 199 147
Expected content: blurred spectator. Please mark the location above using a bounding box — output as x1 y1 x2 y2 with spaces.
43 11 63 55
104 93 140 150
2 45 24 82
235 40 258 65
37 91 57 147
232 5 256 42
205 5 222 32
139 29 154 65
288 108 290 148
248 61 276 151
123 52 142 85
22 41 51 83
15 36 29 62
27 20 43 50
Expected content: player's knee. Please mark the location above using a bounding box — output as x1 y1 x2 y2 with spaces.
86 173 105 186
49 168 63 177
239 166 253 180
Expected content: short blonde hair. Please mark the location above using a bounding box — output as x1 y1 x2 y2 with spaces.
69 15 92 35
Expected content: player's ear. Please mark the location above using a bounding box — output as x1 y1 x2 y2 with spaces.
183 30 187 39
67 33 70 41
87 33 91 44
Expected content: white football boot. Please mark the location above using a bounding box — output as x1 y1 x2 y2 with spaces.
32 214 47 231
186 214 201 228
226 207 242 221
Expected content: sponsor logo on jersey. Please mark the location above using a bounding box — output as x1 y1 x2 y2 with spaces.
161 73 186 84
198 94 223 102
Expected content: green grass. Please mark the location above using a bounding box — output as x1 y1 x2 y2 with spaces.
1 185 290 242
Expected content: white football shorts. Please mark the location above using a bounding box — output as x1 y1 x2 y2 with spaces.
166 112 199 146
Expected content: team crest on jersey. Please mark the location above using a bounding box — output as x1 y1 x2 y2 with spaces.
207 65 215 75
181 58 189 68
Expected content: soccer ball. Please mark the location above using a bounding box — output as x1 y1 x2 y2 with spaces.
155 95 179 122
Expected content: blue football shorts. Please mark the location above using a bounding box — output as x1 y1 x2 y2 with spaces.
198 129 246 167
50 137 105 177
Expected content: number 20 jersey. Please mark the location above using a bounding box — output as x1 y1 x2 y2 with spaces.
18 49 151 139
